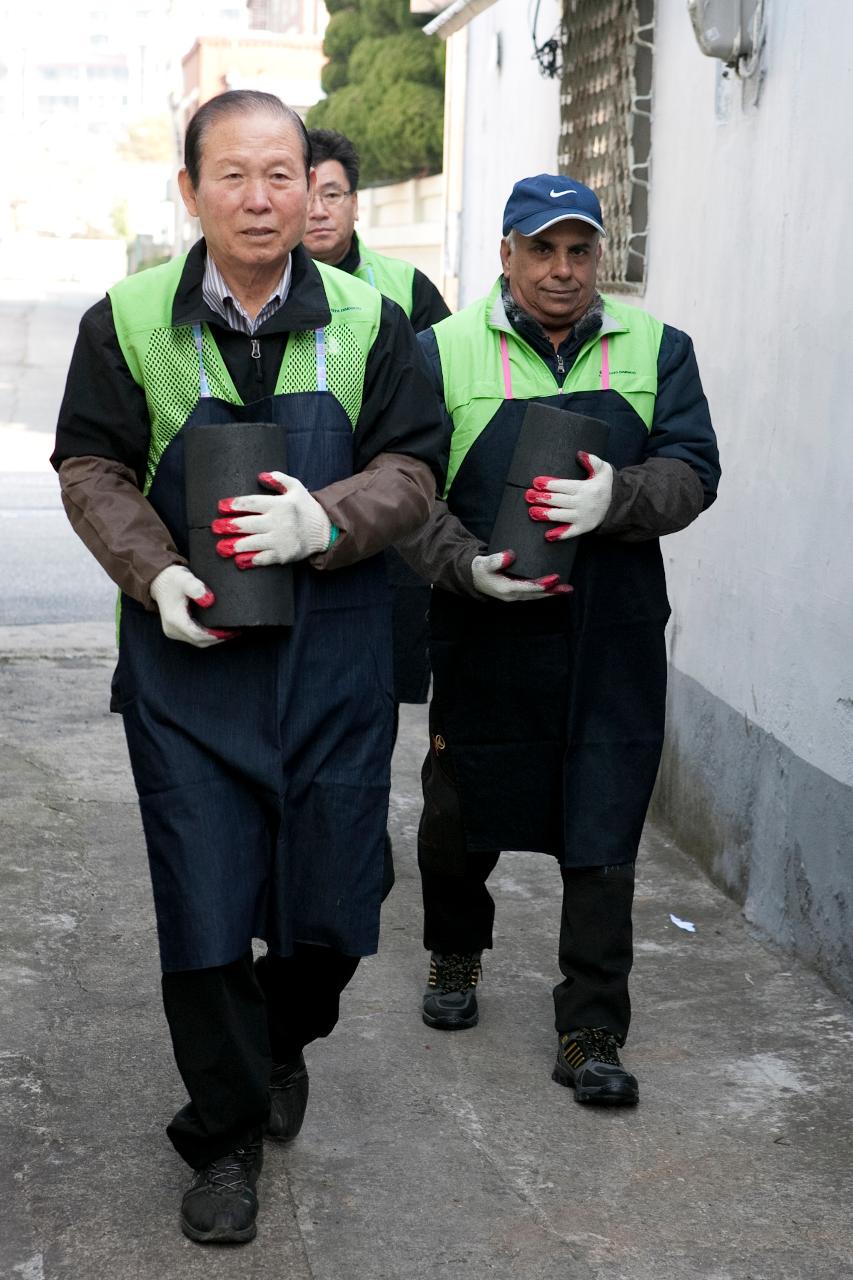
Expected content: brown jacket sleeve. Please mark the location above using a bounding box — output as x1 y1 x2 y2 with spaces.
396 457 705 595
309 452 436 571
598 457 705 542
59 452 436 592
394 499 484 598
58 455 185 609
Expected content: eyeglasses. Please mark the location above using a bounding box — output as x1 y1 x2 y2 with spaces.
314 188 355 208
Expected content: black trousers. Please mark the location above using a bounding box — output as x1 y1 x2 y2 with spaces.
420 846 635 1042
162 944 359 1169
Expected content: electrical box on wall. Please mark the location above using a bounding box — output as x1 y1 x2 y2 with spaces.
687 0 764 68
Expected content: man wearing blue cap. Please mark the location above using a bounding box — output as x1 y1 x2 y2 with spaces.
397 174 720 1104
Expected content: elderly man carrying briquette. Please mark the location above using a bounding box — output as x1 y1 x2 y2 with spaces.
398 173 720 1106
52 89 447 1244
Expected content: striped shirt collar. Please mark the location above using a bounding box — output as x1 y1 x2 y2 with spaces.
201 252 293 335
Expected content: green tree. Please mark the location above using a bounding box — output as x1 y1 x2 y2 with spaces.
348 30 438 90
320 59 349 95
360 0 410 35
308 0 444 184
323 8 364 62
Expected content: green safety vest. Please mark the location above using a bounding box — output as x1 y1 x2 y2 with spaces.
433 280 664 494
108 253 381 493
352 235 415 318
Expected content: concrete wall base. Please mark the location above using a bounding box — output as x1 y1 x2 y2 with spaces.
651 666 853 1001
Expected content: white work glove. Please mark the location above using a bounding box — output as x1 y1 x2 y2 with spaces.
525 451 614 540
149 565 236 648
212 470 333 568
471 550 572 603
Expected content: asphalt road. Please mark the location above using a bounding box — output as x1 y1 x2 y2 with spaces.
0 287 117 627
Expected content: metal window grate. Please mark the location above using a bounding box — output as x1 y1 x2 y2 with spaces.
558 0 654 292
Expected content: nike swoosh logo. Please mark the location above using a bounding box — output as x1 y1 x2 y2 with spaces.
549 188 577 198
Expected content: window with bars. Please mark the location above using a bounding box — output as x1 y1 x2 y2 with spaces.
558 0 654 292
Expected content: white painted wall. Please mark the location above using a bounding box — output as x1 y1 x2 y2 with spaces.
645 0 853 789
357 173 444 283
442 0 563 306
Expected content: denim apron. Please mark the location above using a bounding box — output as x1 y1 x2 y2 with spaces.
115 324 394 971
422 367 670 869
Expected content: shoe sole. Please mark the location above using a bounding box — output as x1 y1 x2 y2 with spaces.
551 1066 639 1106
422 1009 479 1031
180 1219 257 1244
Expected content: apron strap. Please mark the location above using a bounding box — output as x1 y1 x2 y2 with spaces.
600 335 610 390
499 332 513 400
315 327 327 392
191 322 212 400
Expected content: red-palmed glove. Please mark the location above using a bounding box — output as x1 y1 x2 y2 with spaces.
525 451 614 541
149 565 237 647
212 470 333 569
471 550 572 602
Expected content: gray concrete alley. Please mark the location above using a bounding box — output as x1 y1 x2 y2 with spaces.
2 619 853 1280
2 273 852 1280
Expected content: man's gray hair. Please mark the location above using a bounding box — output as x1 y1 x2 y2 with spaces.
184 90 312 187
504 225 601 248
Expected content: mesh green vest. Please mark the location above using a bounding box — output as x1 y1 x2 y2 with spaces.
434 280 664 494
353 235 415 318
108 254 381 493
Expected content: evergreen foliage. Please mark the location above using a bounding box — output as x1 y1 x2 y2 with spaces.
323 8 365 62
320 59 349 95
308 0 444 184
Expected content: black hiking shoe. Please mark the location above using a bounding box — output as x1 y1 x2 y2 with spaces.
552 1028 639 1105
422 952 482 1030
266 1054 309 1143
180 1139 263 1244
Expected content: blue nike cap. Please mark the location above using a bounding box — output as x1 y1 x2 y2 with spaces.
502 173 606 238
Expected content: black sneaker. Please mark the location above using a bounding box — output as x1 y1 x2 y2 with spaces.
422 952 482 1030
180 1139 263 1244
552 1028 639 1105
266 1054 309 1143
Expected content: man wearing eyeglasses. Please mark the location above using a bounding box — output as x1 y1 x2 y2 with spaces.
304 128 449 335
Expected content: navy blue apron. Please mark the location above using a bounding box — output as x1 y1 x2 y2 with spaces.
115 324 394 971
421 389 670 869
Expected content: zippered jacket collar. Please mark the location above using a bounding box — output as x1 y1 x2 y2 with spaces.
170 240 332 333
